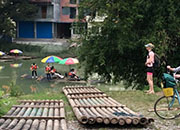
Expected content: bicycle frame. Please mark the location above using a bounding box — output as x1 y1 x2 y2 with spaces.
169 88 180 108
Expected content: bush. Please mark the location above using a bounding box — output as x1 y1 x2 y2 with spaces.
9 82 24 97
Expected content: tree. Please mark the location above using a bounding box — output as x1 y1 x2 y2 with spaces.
77 0 180 89
0 0 38 36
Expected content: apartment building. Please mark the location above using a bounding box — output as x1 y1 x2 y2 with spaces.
16 0 81 39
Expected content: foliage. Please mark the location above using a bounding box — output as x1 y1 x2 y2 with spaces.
0 41 42 54
9 82 23 97
0 0 38 36
77 0 180 89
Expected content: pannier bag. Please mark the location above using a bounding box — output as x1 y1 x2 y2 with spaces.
162 73 176 88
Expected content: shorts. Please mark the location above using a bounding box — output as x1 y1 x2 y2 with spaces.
146 67 154 75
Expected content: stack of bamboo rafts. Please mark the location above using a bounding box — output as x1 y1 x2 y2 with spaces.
63 86 154 126
0 100 67 130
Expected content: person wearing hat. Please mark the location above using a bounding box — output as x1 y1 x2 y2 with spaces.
145 43 155 94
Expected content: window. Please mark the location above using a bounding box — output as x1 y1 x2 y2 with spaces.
70 7 76 19
41 6 47 18
70 0 76 4
62 7 70 15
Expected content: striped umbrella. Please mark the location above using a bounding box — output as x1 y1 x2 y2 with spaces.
10 49 23 54
41 55 63 63
0 51 5 56
59 58 79 65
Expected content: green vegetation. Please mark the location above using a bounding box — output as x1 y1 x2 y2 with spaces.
78 0 180 89
0 84 160 118
0 0 38 36
0 41 77 58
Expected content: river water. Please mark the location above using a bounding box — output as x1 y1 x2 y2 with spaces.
0 57 83 94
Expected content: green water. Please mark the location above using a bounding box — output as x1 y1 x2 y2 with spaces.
0 57 83 94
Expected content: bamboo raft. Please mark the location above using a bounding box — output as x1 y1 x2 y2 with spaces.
63 86 154 126
21 74 87 84
0 100 67 130
0 55 36 60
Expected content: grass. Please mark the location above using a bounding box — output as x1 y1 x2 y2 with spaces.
1 84 180 129
0 84 162 119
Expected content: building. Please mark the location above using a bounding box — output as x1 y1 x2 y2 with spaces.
16 0 81 40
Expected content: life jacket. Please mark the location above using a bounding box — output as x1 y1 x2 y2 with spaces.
68 72 72 76
45 66 51 73
51 68 56 73
31 64 37 70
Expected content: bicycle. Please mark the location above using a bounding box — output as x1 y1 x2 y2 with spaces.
154 72 180 119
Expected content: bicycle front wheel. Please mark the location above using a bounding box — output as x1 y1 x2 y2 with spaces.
154 96 180 119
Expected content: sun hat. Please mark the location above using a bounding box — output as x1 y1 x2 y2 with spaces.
145 43 154 48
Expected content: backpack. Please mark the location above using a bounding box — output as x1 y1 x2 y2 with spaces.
153 53 161 68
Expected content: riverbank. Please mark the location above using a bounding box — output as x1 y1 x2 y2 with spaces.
1 84 180 130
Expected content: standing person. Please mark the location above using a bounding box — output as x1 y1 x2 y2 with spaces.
145 43 155 94
45 63 51 80
30 63 38 79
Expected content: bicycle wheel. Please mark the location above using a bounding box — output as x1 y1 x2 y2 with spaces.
154 96 180 119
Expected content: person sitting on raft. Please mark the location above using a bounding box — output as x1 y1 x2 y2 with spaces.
68 68 80 80
50 66 64 79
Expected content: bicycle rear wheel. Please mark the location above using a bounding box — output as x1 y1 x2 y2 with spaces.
154 96 180 119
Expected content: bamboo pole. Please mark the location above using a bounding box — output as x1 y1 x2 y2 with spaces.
12 119 26 130
0 119 12 129
91 97 118 125
21 101 36 130
69 98 88 124
46 120 53 130
86 98 110 125
60 102 67 130
95 97 118 125
0 103 25 129
30 119 40 130
21 119 33 130
81 98 103 124
36 103 44 116
23 102 35 117
3 102 29 129
77 99 96 124
42 101 49 117
0 119 5 126
54 101 60 130
46 102 54 130
78 98 96 124
38 119 46 130
54 120 60 130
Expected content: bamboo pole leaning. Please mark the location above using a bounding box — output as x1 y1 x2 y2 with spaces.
63 85 154 126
